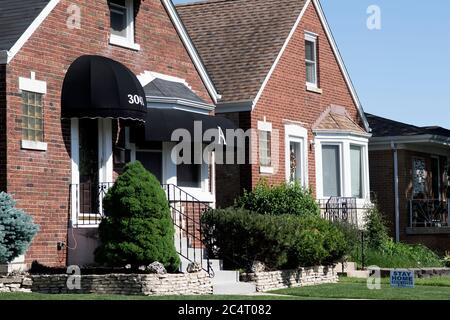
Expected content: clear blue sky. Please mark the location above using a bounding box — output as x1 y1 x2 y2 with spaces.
173 0 450 128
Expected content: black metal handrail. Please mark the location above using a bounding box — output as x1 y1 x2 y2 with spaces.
69 182 113 226
318 196 359 226
409 199 449 228
162 184 214 277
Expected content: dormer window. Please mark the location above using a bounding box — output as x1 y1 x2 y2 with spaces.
109 0 140 51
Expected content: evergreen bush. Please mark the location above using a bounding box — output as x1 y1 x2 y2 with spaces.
95 161 180 272
0 192 39 264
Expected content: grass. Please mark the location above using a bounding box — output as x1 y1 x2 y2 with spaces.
0 293 305 300
2 277 450 300
271 277 450 300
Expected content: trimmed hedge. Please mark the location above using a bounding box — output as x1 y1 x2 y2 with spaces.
234 181 319 216
201 208 347 271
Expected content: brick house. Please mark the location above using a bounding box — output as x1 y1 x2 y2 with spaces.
178 0 372 222
367 114 450 252
0 0 231 270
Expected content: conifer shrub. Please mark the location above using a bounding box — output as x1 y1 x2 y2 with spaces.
0 192 39 264
95 161 180 272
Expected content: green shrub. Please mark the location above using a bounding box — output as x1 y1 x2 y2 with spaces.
95 161 180 272
201 208 347 271
234 180 319 216
364 203 390 249
363 240 443 268
0 192 39 264
443 252 450 268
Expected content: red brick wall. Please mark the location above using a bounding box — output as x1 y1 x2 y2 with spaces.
0 64 6 192
216 111 251 207
370 148 450 253
369 149 395 234
5 0 213 266
250 3 364 192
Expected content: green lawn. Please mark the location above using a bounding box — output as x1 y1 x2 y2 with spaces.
2 277 450 300
0 293 303 300
271 277 450 300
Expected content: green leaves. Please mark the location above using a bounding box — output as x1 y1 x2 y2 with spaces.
234 180 320 216
201 208 347 271
95 161 180 272
0 192 39 264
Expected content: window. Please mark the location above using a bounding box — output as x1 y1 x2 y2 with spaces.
22 91 44 142
350 145 363 198
305 33 318 86
109 0 139 50
177 146 201 188
322 145 341 197
289 141 302 183
259 130 272 168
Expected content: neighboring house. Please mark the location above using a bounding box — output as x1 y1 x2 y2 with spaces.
0 0 229 269
367 114 450 252
178 0 372 223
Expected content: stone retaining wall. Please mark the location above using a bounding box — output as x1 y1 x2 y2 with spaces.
241 266 338 292
0 275 32 293
31 272 212 296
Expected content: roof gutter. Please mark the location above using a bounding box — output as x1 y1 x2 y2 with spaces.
0 51 8 64
370 134 450 147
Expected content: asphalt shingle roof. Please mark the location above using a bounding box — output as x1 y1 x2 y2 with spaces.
0 0 50 51
177 0 307 103
366 113 450 139
144 78 205 103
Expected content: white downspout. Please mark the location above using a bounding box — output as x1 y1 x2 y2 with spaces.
391 142 400 242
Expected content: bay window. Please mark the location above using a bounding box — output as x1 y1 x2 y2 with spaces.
322 145 342 197
316 135 369 201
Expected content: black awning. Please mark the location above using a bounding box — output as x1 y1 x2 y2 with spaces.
145 108 236 142
61 55 147 121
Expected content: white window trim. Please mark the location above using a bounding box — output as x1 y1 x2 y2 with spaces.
70 118 113 228
315 133 370 201
19 72 48 151
285 123 308 187
258 120 273 174
109 0 141 51
305 31 319 89
162 142 215 203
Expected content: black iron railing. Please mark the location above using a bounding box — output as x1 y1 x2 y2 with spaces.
162 184 213 277
69 182 113 226
318 196 359 226
409 199 449 228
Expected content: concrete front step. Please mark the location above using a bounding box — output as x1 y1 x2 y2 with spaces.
213 282 257 295
211 270 239 284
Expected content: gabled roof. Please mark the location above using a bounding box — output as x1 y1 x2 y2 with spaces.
366 113 450 140
177 0 370 132
177 0 307 103
0 0 50 51
0 0 221 104
313 105 368 136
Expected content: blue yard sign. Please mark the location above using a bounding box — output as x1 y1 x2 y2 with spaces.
390 270 415 288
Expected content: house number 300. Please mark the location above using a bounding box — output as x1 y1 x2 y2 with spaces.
128 94 145 107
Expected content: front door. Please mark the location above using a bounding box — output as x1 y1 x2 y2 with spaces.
79 119 99 214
